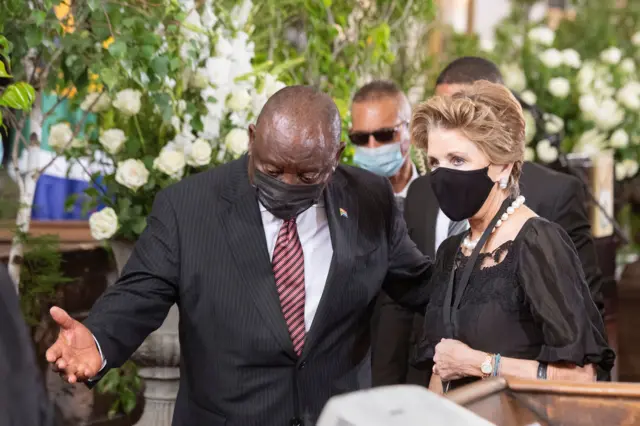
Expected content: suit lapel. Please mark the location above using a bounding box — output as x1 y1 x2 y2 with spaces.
220 157 295 357
301 171 358 360
420 174 440 259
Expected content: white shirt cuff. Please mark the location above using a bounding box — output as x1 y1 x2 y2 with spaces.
88 334 107 381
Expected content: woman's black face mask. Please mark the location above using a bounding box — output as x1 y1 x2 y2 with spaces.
429 166 496 221
253 170 326 220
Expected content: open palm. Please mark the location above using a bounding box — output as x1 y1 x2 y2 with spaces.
45 306 102 383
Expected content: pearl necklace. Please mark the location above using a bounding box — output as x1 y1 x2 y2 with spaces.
462 195 526 251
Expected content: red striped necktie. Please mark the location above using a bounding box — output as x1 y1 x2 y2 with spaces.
272 218 306 356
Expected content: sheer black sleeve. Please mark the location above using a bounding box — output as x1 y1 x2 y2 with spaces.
516 219 615 372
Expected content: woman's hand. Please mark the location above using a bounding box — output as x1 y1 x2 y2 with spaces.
433 338 485 381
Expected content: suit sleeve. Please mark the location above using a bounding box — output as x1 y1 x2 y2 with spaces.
380 179 433 312
371 181 426 385
84 190 180 371
551 177 605 320
0 266 54 426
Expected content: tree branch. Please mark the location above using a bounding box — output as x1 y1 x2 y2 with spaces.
391 0 415 30
101 1 116 39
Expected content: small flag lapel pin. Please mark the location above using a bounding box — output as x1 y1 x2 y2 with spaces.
339 208 348 218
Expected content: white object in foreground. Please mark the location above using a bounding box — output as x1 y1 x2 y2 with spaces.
317 385 495 426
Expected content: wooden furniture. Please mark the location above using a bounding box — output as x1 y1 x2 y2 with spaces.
448 377 640 425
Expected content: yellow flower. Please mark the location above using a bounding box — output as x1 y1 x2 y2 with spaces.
54 0 75 34
56 85 78 99
102 36 115 49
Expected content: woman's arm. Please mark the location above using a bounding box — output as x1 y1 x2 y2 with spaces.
433 339 596 382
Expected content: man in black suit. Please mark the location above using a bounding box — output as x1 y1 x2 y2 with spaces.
45 86 432 426
0 265 54 426
372 56 606 387
347 80 467 387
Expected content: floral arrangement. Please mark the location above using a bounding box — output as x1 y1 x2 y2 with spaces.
479 23 640 183
51 0 287 242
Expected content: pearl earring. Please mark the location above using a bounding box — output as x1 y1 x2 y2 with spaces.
499 177 508 189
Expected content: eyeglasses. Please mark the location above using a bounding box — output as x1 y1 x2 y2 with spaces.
348 121 408 146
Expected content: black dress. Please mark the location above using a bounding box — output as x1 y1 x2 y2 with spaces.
413 218 615 391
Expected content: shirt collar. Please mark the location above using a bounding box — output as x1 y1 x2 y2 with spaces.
395 163 419 198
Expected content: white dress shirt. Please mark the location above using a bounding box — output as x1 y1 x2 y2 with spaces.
94 200 333 373
260 200 333 332
394 163 420 200
434 209 451 254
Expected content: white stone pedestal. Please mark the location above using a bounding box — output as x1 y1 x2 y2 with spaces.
111 240 180 426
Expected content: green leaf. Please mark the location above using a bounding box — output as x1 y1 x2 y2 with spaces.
108 40 128 58
322 0 332 6
0 109 3 127
32 10 47 26
101 68 118 90
269 57 306 78
132 217 147 235
151 56 169 78
0 82 36 111
64 194 79 212
87 0 100 10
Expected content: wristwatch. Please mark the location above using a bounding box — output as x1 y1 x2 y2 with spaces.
480 354 494 378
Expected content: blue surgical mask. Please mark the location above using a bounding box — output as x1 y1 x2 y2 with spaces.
353 143 406 177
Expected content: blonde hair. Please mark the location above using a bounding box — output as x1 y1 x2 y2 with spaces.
411 80 525 196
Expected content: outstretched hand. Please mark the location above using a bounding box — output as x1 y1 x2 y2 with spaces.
45 306 103 383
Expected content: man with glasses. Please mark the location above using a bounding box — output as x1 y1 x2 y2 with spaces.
349 80 416 212
350 80 466 387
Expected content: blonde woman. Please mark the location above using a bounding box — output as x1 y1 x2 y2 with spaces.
410 81 614 393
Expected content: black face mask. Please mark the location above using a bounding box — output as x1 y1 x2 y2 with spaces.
430 166 496 221
253 170 325 220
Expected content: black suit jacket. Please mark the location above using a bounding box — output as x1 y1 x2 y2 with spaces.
0 266 53 426
84 156 431 426
371 161 605 386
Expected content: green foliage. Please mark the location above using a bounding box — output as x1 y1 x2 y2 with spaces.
16 232 72 326
96 360 142 418
249 0 436 162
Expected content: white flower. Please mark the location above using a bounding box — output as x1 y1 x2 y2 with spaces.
48 122 74 152
230 0 252 30
80 92 112 113
621 58 636 74
594 99 624 130
561 49 581 68
548 77 570 98
227 88 252 111
185 138 212 167
623 159 639 178
263 74 287 98
524 147 535 162
89 207 118 240
500 64 526 92
200 112 221 140
614 160 638 181
115 159 150 190
528 26 555 46
617 81 640 110
574 129 606 157
536 139 558 163
251 92 268 117
99 128 126 155
225 128 249 156
479 38 495 52
579 94 599 119
540 48 563 68
610 129 629 148
633 32 640 46
112 89 142 116
216 35 234 58
600 47 622 65
153 149 186 179
577 62 596 93
190 68 209 89
523 110 537 144
520 90 537 105
544 114 564 134
205 57 233 86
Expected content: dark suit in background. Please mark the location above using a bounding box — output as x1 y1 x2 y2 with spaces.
0 266 53 426
84 156 431 426
371 161 605 386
